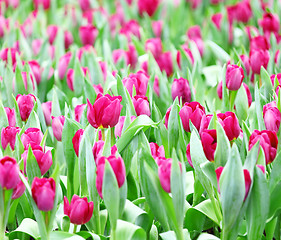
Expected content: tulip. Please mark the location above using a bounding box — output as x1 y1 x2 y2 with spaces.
33 0 50 10
171 77 191 104
217 112 240 141
0 16 9 38
201 129 217 162
112 49 129 67
187 26 204 56
152 20 163 38
114 116 136 138
1 126 21 150
158 158 182 193
22 145 52 176
78 0 91 12
51 116 65 141
242 83 252 107
153 76 160 97
21 128 43 150
137 0 160 17
19 72 35 91
225 64 244 91
145 38 163 58
12 171 26 199
99 61 107 82
96 155 126 199
259 13 280 34
64 195 94 225
179 101 206 133
249 130 278 165
164 107 171 129
186 0 202 9
126 44 138 69
176 44 194 69
132 95 151 117
79 25 98 46
58 52 72 80
227 0 252 24
263 102 281 132
186 143 193 168
74 104 86 123
64 30 73 50
156 51 174 77
72 129 84 157
122 71 149 97
216 166 251 200
28 60 42 84
0 156 20 190
250 36 270 51
87 94 122 129
16 94 36 122
32 39 42 56
120 20 141 40
240 54 250 75
211 13 222 30
150 142 165 164
249 49 270 75
4 107 16 127
47 25 58 45
31 177 56 211
217 81 223 100
198 114 213 135
270 73 281 86
0 47 17 65
42 101 52 126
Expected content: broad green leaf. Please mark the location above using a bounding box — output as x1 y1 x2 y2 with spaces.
9 218 40 240
115 220 146 240
26 146 41 185
168 99 180 157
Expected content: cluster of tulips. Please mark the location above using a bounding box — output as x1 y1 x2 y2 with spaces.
1 0 281 240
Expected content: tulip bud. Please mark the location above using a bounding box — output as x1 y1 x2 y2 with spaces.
259 13 280 34
31 177 56 211
72 129 84 157
249 49 270 75
22 145 52 176
47 25 58 45
87 94 122 129
211 13 222 30
187 26 204 56
64 30 73 50
171 77 191 104
21 128 43 150
58 52 72 80
225 64 244 91
145 38 163 59
270 73 281 86
78 0 91 12
16 94 36 122
164 107 171 129
201 129 217 162
74 104 86 123
137 0 160 17
158 158 182 193
242 83 252 107
1 126 21 150
51 116 65 141
122 71 149 97
0 156 20 190
4 107 16 127
150 142 165 164
132 95 151 117
64 195 94 225
12 171 26 199
263 101 281 132
152 20 163 38
42 101 52 126
96 155 126 199
0 16 9 38
249 130 278 165
250 36 270 51
114 116 136 138
156 51 174 77
217 112 241 141
28 60 42 85
176 44 194 69
179 101 205 133
186 143 193 168
79 25 98 46
120 20 141 41
0 47 17 65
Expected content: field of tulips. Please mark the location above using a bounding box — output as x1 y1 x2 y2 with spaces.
1 0 281 239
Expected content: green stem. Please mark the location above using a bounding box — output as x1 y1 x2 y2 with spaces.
101 129 105 141
175 227 184 240
73 224 78 234
0 215 5 240
111 227 116 240
210 195 222 224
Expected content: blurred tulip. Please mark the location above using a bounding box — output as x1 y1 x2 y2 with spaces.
51 116 65 141
137 0 160 16
16 94 36 122
58 52 72 80
42 101 52 126
250 49 270 75
263 101 281 132
171 77 191 103
259 12 280 34
72 129 84 157
74 104 86 123
4 107 16 127
1 126 21 150
79 25 98 46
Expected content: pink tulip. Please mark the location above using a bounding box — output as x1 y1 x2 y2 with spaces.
171 77 191 104
0 156 20 190
42 101 52 126
1 126 21 150
16 94 36 122
51 116 65 141
72 129 84 157
79 25 98 46
122 71 149 97
74 104 86 123
4 107 16 127
132 95 151 117
21 128 44 150
263 101 281 132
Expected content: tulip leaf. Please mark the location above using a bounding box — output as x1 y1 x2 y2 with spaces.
0 102 8 131
260 66 273 101
102 160 120 231
61 117 81 199
234 84 248 122
122 200 153 233
9 218 40 240
115 220 146 240
76 231 101 240
26 147 41 184
197 233 220 240
159 229 191 240
73 59 84 96
254 83 266 131
84 78 97 104
168 99 180 157
49 231 85 240
205 40 230 63
25 109 41 130
245 166 269 240
214 121 230 168
200 161 217 189
220 144 245 239
116 115 158 153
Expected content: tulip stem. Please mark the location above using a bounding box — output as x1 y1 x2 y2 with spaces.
111 228 116 240
101 129 105 141
73 224 77 234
